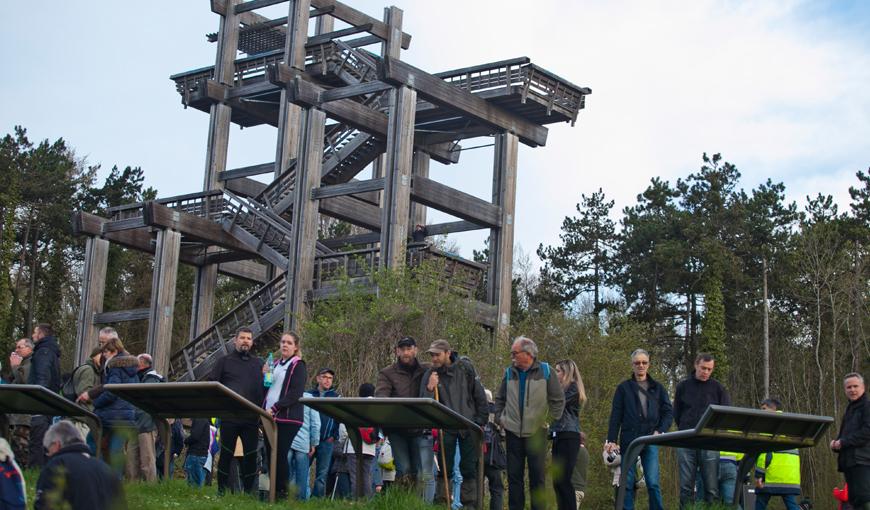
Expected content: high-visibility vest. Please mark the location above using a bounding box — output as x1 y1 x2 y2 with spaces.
719 450 744 463
756 449 800 491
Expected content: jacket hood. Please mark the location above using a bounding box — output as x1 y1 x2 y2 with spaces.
107 354 139 371
35 335 60 356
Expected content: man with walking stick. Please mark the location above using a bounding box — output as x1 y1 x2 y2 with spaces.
421 340 488 510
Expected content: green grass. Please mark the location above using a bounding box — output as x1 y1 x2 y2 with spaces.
22 469 441 510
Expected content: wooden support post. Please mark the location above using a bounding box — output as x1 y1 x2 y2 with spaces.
204 0 241 190
410 151 430 228
190 265 217 341
380 86 417 268
274 0 310 177
75 236 109 365
488 133 518 339
382 6 403 60
285 108 326 330
147 229 181 376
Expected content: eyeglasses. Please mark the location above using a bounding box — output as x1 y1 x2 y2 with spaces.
633 361 649 366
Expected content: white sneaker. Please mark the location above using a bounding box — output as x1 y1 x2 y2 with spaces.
575 490 584 509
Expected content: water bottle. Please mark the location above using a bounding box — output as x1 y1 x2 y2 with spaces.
264 352 274 387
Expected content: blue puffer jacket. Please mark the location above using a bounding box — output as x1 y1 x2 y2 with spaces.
93 353 139 426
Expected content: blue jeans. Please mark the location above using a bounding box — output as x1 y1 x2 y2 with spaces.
755 493 799 510
388 433 422 480
451 438 463 509
312 439 334 497
623 445 664 510
718 461 738 504
678 448 719 508
418 435 436 503
185 455 207 487
289 449 311 500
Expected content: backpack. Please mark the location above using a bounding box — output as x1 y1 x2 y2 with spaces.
60 363 90 401
504 361 550 381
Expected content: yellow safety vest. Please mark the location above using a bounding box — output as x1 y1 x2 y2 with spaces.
756 449 800 491
719 450 744 463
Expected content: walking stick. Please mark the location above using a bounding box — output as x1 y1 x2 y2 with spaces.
434 385 452 508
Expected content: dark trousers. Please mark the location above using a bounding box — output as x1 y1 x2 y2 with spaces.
29 415 51 468
845 464 870 506
506 429 548 510
263 422 300 499
484 464 504 510
443 431 481 509
217 421 259 494
552 432 580 510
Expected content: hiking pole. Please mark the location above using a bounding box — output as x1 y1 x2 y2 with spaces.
434 385 452 508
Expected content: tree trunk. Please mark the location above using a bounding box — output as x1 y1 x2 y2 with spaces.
762 256 769 399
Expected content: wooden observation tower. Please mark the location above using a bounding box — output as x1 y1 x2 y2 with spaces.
71 0 590 380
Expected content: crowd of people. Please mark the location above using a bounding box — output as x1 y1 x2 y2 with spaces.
1 323 869 510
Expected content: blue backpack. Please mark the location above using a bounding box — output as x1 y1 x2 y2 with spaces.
505 362 550 381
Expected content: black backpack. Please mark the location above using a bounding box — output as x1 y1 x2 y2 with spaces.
59 363 90 401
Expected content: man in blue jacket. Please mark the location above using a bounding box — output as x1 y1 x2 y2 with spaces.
309 368 340 498
606 348 673 510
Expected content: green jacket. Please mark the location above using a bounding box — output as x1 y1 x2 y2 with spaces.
72 360 101 412
494 360 564 438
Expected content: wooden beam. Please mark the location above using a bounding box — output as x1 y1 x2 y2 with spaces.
72 212 210 265
93 308 151 324
312 178 384 200
143 202 257 255
381 6 402 60
380 57 548 147
306 23 373 46
309 0 411 49
218 260 269 283
425 220 484 236
75 236 108 365
285 107 326 329
319 195 382 232
147 229 181 376
488 132 519 338
218 162 277 181
319 81 392 103
235 0 288 13
411 175 501 228
224 175 267 198
190 265 218 342
410 151 429 228
380 86 416 269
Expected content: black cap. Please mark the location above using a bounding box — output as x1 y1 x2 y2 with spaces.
396 336 416 348
317 367 335 377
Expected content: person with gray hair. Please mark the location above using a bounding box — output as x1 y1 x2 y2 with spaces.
34 420 125 510
606 348 672 510
494 336 565 510
831 372 870 509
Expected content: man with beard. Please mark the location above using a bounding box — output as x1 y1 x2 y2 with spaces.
421 339 488 510
375 337 434 500
211 327 265 495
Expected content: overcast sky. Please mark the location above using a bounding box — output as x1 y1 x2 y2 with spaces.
3 1 869 263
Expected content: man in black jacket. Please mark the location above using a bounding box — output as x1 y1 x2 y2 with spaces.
211 327 265 495
421 339 488 510
35 420 125 510
673 352 730 508
606 348 672 510
28 323 61 468
831 372 870 509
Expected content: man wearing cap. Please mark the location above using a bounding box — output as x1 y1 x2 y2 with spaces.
309 368 340 498
375 336 433 499
421 339 488 510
